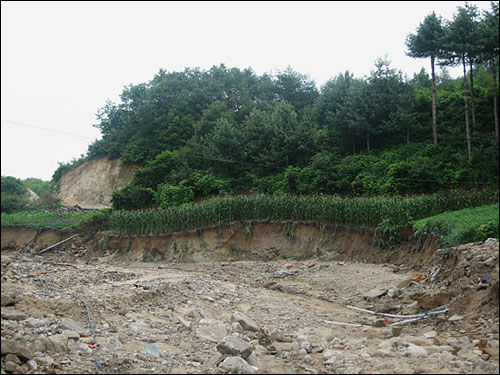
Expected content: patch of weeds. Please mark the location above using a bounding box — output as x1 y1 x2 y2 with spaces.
181 243 189 260
98 235 109 254
284 222 296 242
320 225 327 245
244 222 252 237
172 239 178 254
373 217 406 250
281 254 298 260
199 233 207 249
230 244 241 258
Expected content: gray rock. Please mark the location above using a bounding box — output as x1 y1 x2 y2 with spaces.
1 339 33 361
4 361 25 374
323 349 337 360
405 344 428 358
1 308 28 321
144 343 163 357
204 352 226 367
5 354 21 364
219 356 258 374
25 318 47 328
48 334 68 352
27 359 38 371
246 351 258 367
60 318 86 334
129 325 139 335
196 325 227 343
216 335 253 359
62 330 80 341
362 287 387 300
300 341 312 353
231 312 261 332
387 287 401 299
231 322 243 332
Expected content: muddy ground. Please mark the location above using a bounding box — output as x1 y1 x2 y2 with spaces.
1 223 499 374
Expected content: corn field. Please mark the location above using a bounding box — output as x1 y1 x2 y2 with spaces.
108 189 498 235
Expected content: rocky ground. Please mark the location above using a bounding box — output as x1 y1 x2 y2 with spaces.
1 238 499 374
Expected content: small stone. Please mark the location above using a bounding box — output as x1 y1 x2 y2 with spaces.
219 356 258 374
5 354 21 364
1 339 33 361
304 354 312 363
4 361 25 374
323 349 337 360
373 319 386 327
216 336 253 359
387 287 400 299
1 309 28 321
231 312 261 332
423 331 437 339
405 344 428 358
49 334 69 352
144 343 162 357
196 325 227 343
300 341 311 353
62 330 80 341
362 287 387 300
231 322 243 332
204 353 226 367
60 318 86 334
129 325 139 335
448 315 464 322
27 360 38 371
246 351 258 366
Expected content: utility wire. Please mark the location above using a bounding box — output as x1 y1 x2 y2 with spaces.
2 119 96 140
1 118 495 184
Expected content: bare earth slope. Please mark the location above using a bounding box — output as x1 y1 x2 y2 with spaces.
57 157 138 209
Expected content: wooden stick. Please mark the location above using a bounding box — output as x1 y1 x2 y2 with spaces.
37 234 79 255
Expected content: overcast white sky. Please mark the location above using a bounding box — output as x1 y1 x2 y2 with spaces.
1 1 494 181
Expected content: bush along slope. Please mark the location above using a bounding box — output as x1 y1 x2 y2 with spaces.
412 203 499 247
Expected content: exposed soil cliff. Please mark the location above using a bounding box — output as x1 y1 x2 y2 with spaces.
57 157 138 209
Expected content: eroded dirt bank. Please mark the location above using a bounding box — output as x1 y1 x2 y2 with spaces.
1 223 499 374
57 157 138 209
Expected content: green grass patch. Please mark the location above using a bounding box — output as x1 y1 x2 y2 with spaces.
412 203 499 247
1 210 108 230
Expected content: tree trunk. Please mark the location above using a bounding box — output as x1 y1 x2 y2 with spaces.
366 133 370 152
407 128 410 144
469 60 477 131
462 58 472 161
431 55 438 145
492 61 499 142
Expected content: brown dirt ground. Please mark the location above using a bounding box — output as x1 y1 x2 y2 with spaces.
1 223 499 374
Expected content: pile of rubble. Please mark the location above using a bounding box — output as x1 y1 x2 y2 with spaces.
1 238 498 374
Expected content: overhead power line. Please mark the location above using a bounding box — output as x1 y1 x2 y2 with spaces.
1 118 494 185
1 119 96 140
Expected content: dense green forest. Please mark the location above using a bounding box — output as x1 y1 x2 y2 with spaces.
51 2 498 210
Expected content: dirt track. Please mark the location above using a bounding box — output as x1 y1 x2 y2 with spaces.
1 226 499 374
